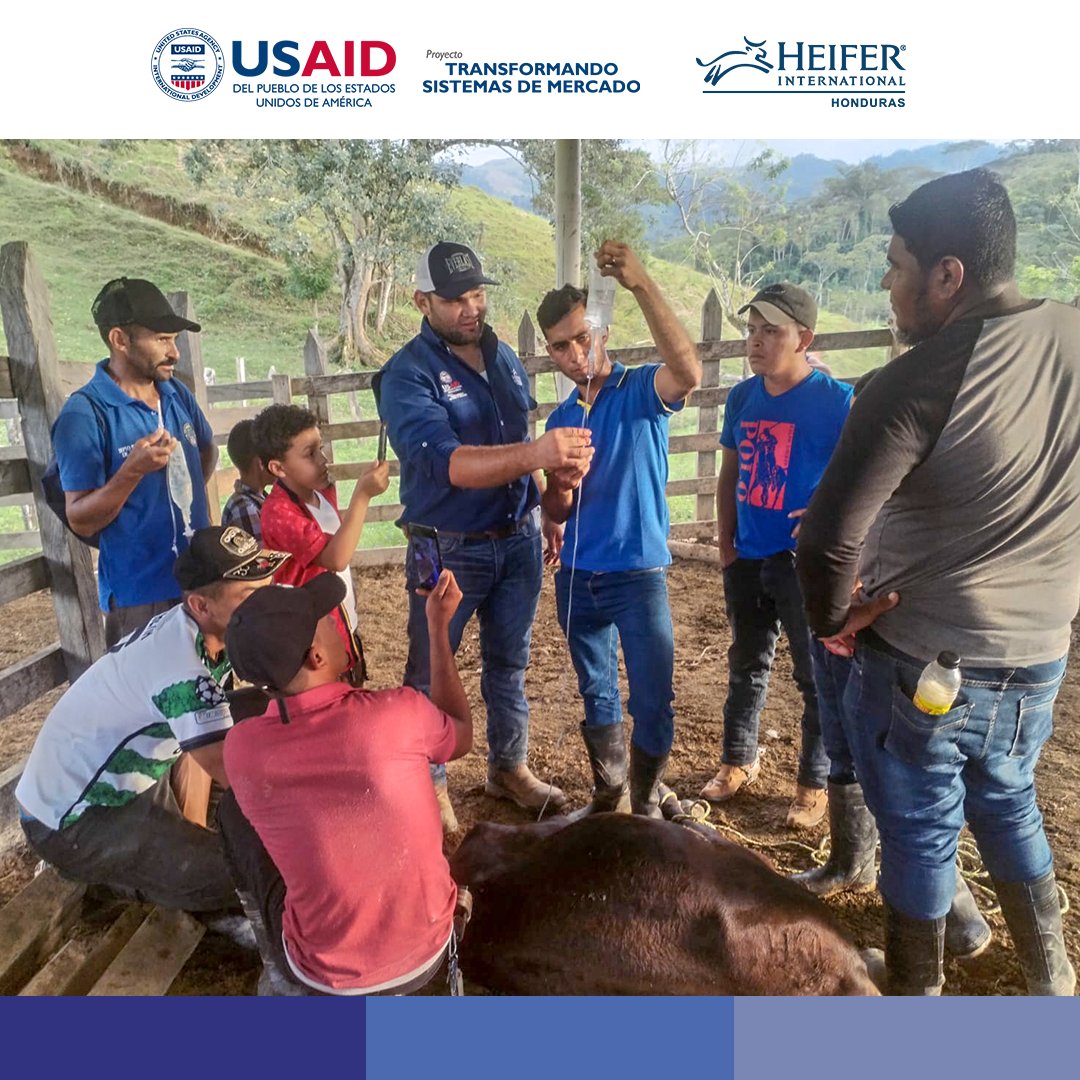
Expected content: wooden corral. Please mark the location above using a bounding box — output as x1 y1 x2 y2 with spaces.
0 239 894 993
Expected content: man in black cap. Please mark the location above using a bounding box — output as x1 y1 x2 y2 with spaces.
15 526 289 910
218 569 473 995
52 277 218 648
375 242 592 829
700 283 854 831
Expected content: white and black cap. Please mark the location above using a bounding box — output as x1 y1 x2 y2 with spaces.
415 242 499 299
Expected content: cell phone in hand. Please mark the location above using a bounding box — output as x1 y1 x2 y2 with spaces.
409 524 443 590
377 421 388 463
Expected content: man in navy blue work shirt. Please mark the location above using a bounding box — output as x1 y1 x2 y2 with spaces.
53 278 218 648
377 241 593 829
540 241 701 818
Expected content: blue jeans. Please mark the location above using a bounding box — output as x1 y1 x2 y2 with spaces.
721 553 828 789
554 566 675 759
842 630 1066 919
404 513 543 779
810 639 857 785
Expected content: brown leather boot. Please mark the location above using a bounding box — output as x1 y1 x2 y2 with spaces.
786 785 828 829
700 756 761 801
485 764 567 812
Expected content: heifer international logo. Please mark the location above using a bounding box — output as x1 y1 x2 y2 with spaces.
696 34 907 108
151 28 225 101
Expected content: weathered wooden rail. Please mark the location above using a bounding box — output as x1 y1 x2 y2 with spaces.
0 866 206 996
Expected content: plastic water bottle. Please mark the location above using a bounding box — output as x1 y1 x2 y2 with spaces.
584 266 616 377
585 265 616 328
166 443 196 544
913 651 962 715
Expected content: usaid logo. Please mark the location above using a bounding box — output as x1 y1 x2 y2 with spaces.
152 28 225 101
697 35 907 106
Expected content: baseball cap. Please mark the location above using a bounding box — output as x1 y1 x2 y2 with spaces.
225 574 347 691
738 282 817 331
415 242 499 299
173 526 290 591
92 277 201 334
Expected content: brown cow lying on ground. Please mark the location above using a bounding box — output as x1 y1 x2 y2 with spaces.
450 813 880 996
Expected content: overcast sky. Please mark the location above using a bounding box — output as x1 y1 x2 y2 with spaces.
462 139 975 167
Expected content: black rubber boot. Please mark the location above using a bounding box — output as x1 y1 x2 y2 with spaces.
945 871 992 959
567 723 631 820
629 744 669 819
884 902 945 996
994 871 1077 996
790 781 878 897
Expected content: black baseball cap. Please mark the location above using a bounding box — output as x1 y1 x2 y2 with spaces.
92 277 202 334
173 526 290 591
415 242 499 299
738 282 817 331
225 574 346 691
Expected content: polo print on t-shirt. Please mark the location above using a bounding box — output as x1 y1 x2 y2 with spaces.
737 419 794 510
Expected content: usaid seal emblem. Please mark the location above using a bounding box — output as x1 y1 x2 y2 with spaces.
151 28 224 101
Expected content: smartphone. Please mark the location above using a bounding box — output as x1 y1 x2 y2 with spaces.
377 420 388 463
409 524 443 590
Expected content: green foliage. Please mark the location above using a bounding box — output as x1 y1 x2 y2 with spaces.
512 139 666 256
186 139 464 364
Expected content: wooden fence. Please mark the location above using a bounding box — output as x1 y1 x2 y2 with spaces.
0 241 896 835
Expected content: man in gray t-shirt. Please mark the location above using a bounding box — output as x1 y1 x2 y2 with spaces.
799 169 1079 997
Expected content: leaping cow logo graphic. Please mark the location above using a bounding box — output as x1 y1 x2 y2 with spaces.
697 37 773 86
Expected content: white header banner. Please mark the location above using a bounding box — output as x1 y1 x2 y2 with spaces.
2 1 1076 139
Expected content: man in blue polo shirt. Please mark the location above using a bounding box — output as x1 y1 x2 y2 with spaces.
53 277 218 647
376 241 593 827
701 283 853 829
540 241 701 817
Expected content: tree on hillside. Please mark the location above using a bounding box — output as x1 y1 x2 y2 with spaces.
186 140 462 365
482 140 665 257
660 140 791 332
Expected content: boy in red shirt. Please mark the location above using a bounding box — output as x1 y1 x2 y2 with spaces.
254 404 389 676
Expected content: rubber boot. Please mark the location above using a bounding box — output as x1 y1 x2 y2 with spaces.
628 744 669 819
790 781 878 897
235 890 307 997
884 902 945 996
994 871 1077 996
945 871 992 959
567 723 631 821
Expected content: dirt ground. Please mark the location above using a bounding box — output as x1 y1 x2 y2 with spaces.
2 560 1077 995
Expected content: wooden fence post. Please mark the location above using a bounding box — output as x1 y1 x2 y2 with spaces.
696 289 724 530
518 311 538 442
271 373 292 405
0 242 105 678
304 330 333 461
168 291 220 524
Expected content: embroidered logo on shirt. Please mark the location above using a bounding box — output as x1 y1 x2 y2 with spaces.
511 370 523 387
183 421 197 445
439 369 468 402
737 420 794 509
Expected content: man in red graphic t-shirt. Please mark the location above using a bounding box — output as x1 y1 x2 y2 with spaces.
217 569 472 996
700 283 853 828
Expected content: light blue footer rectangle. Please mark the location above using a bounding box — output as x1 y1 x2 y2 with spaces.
734 997 1079 1078
367 997 736 1078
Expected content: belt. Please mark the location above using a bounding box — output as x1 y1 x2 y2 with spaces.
406 518 531 542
